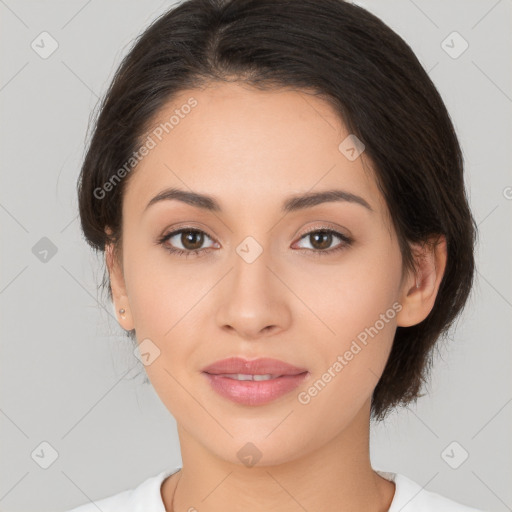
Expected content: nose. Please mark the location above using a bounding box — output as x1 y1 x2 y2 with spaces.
214 248 292 340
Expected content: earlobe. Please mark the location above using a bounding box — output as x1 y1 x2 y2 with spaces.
396 235 447 327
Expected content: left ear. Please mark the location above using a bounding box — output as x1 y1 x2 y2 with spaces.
396 234 447 327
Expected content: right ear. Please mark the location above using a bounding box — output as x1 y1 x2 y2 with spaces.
105 228 134 331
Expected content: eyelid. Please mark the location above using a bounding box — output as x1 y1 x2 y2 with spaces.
298 222 351 238
159 222 349 243
293 221 352 245
158 226 218 248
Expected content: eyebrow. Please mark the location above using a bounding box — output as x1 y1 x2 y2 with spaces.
144 187 373 214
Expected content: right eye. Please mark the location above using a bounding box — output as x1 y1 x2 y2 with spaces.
157 228 218 258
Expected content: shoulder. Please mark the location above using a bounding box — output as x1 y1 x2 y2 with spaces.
376 469 487 512
63 468 180 512
64 488 132 512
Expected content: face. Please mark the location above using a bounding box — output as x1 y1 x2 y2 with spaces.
108 82 416 466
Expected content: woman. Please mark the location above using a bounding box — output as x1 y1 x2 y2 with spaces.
66 0 483 510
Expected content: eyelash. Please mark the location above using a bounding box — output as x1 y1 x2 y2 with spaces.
156 226 353 259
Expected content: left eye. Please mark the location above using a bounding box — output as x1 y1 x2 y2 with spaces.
294 229 351 252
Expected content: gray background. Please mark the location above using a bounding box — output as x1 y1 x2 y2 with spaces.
0 0 510 510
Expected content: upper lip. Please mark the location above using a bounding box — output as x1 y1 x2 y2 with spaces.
202 357 308 376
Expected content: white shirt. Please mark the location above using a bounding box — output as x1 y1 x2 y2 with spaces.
65 467 485 511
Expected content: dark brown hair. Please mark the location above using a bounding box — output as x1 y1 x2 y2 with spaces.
77 0 477 421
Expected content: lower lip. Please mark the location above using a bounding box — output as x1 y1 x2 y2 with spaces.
203 372 309 406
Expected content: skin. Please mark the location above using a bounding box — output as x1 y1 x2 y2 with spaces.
106 82 447 511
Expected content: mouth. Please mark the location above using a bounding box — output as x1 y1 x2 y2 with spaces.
201 356 308 376
209 373 288 381
201 357 309 406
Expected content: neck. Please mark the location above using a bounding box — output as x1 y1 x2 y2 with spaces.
161 399 395 512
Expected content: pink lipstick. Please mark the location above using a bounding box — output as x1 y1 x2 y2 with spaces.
201 357 309 406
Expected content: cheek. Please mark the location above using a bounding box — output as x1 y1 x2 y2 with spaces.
123 239 209 338
122 242 207 401
293 235 402 341
294 237 402 401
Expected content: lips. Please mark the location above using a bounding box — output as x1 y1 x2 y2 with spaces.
201 357 309 406
201 357 308 377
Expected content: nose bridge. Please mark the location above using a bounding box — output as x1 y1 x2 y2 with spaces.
215 234 291 337
230 233 276 305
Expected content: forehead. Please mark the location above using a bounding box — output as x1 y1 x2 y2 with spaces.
123 82 385 218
